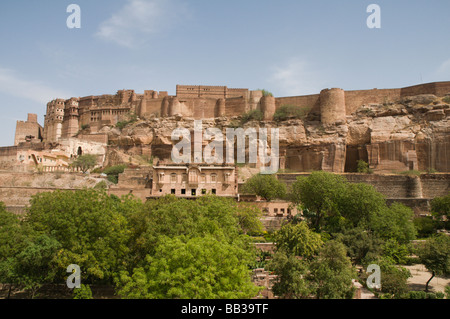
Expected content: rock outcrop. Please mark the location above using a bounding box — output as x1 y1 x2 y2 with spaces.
103 94 450 174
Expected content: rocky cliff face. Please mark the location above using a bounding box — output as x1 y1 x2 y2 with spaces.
101 94 450 174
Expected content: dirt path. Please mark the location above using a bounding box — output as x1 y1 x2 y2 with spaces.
404 264 450 293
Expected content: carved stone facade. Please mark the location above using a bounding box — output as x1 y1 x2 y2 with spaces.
150 162 238 198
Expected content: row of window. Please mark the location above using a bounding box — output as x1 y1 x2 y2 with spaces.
160 189 217 196
159 172 231 184
262 207 292 216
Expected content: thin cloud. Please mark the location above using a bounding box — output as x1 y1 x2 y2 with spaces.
437 58 450 75
0 68 72 104
95 0 189 48
268 58 326 96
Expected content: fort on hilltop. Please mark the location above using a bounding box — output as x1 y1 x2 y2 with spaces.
31 81 450 144
0 80 449 219
2 81 449 177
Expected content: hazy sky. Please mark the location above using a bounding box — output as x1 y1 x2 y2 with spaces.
0 0 449 146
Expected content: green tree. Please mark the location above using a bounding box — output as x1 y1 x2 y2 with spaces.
308 241 356 299
381 238 411 265
116 236 260 299
117 196 263 298
414 216 437 238
369 203 417 244
267 250 311 299
243 173 287 201
0 203 24 260
71 154 97 173
126 196 259 266
339 182 386 228
234 202 264 235
431 193 450 230
273 221 323 259
416 234 450 292
335 227 383 265
24 189 135 285
0 203 37 298
8 235 61 298
289 172 348 231
364 256 411 298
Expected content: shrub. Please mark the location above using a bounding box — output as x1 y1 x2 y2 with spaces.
273 105 310 122
115 113 138 130
73 284 93 299
240 109 264 124
260 89 273 97
414 216 437 238
357 160 373 174
94 181 108 190
103 164 127 184
443 96 450 104
403 291 445 299
399 170 422 176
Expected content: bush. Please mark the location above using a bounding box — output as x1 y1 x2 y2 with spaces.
443 96 450 104
115 113 138 130
273 105 309 122
414 216 437 238
240 109 264 124
382 239 411 265
398 170 422 176
403 291 445 299
94 181 108 190
261 89 273 97
357 160 373 174
73 284 93 299
103 164 127 184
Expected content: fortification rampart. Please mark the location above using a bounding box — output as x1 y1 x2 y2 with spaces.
274 81 450 123
39 81 450 145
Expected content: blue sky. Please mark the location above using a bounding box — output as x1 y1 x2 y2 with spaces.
0 0 449 146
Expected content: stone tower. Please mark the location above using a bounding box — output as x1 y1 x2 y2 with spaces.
215 98 226 117
168 97 182 116
61 98 80 139
43 99 65 143
260 95 276 121
161 96 170 117
319 88 346 125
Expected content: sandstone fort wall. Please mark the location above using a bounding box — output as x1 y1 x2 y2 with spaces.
36 81 450 149
277 173 449 201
